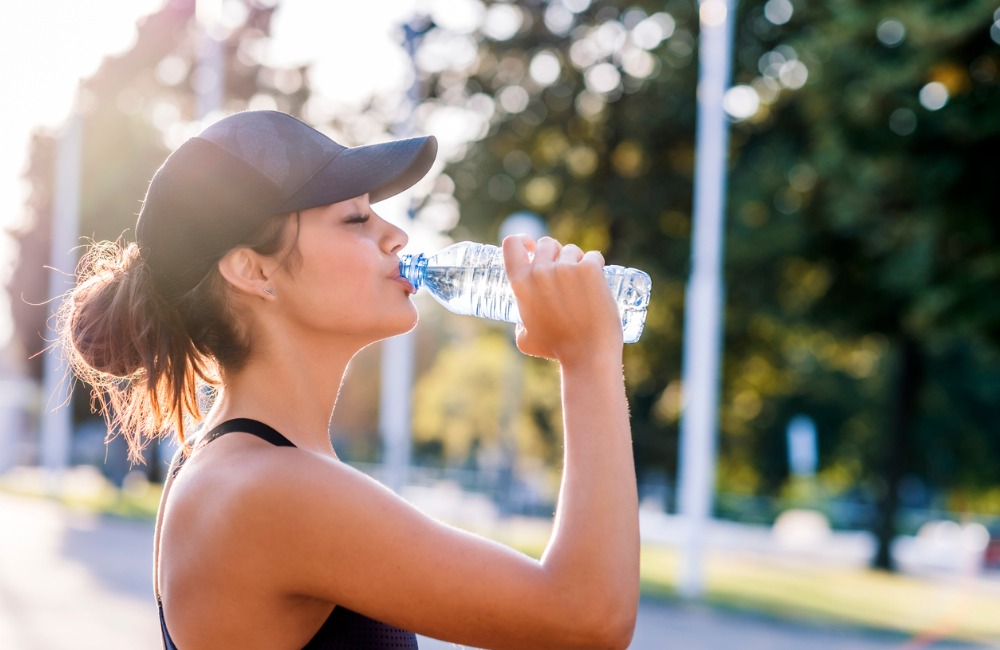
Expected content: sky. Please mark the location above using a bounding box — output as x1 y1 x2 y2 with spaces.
0 0 477 357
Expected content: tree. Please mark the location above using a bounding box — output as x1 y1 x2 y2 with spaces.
6 0 308 471
423 0 702 480
422 0 1000 572
724 0 1000 569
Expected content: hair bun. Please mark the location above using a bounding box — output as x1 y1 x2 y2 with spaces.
66 243 148 378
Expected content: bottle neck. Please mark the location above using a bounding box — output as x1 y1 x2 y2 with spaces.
398 253 428 291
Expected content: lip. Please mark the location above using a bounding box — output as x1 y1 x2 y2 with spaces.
390 271 416 295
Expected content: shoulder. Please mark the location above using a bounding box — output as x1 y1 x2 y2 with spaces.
169 435 396 552
173 434 375 522
171 437 432 599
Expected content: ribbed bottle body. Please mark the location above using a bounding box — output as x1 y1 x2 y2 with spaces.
400 242 651 343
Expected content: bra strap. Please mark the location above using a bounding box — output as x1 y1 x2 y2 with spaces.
201 418 297 448
168 418 296 480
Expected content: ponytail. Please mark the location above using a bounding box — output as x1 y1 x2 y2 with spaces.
59 213 297 463
59 240 215 462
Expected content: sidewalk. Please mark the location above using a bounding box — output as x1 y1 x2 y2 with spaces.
0 491 994 649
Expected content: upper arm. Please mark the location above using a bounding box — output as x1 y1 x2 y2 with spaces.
225 452 626 649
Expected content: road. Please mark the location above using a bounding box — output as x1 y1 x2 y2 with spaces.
0 492 992 649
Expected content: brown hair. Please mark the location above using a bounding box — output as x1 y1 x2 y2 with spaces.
58 213 299 463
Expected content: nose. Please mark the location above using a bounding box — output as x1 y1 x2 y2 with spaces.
382 216 409 255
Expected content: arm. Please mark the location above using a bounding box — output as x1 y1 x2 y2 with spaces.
508 235 640 642
219 236 638 649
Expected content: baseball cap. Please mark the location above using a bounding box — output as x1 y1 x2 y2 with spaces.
135 110 438 298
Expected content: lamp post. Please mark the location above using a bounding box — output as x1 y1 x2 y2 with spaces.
41 96 83 493
676 0 735 599
379 15 434 495
195 0 225 120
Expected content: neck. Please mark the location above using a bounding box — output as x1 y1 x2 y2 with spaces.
205 337 362 456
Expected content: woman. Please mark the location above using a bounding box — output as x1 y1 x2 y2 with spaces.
61 110 639 649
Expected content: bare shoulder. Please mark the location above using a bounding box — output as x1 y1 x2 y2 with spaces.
166 434 375 536
164 434 631 649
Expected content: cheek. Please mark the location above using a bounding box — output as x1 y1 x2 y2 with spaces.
301 249 375 312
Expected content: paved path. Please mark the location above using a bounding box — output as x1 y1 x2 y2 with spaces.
0 492 993 649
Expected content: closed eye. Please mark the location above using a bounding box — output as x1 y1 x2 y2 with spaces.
345 213 370 225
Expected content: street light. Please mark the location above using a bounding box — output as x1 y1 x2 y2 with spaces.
195 0 225 120
41 94 83 493
379 15 435 495
676 0 736 599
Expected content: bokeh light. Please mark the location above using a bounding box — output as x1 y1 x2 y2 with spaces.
497 85 530 113
428 0 484 34
585 62 623 95
561 0 592 13
919 81 950 110
778 60 809 89
631 13 676 50
543 3 575 36
483 4 523 41
889 108 918 135
876 19 907 47
700 0 728 28
529 50 562 86
621 48 658 79
723 85 761 121
764 0 794 26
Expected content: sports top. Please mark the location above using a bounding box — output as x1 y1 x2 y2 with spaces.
155 418 420 649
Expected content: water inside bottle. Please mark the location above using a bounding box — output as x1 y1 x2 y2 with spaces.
420 264 520 323
400 243 651 343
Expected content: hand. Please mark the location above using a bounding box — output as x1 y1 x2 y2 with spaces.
502 235 623 365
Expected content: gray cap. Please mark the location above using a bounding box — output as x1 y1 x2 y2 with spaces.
136 110 437 298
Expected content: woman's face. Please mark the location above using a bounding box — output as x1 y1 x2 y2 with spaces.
268 194 417 345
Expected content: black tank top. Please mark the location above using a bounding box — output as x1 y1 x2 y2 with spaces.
157 418 419 649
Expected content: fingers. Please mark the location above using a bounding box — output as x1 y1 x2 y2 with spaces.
502 234 534 283
533 236 562 263
503 235 600 272
502 235 619 361
559 244 584 263
581 249 605 267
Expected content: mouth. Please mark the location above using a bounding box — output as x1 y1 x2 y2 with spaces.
391 271 416 295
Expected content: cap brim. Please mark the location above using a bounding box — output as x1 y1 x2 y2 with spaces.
280 135 438 213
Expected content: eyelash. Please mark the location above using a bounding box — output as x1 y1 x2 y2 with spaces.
345 213 370 224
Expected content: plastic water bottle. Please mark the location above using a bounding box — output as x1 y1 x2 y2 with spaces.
399 241 652 343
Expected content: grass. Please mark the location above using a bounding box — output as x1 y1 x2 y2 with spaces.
4 468 1000 646
0 465 161 520
641 545 1000 646
480 518 1000 647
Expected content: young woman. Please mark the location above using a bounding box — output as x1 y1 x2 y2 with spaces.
61 110 639 649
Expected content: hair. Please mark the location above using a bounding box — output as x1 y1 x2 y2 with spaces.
58 213 301 463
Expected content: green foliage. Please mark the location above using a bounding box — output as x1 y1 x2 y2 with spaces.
8 0 301 411
412 329 563 466
423 0 1000 524
429 0 701 475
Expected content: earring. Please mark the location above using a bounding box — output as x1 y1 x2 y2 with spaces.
263 287 276 297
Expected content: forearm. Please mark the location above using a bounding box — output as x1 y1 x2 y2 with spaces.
541 354 640 624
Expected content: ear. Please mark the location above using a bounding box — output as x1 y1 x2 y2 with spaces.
217 247 273 299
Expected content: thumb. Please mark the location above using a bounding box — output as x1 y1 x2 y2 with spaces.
502 234 534 283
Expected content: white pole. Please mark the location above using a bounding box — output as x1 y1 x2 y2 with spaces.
196 0 224 119
380 332 414 493
676 0 735 599
379 16 431 494
41 103 83 493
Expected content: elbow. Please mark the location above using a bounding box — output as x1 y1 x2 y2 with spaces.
576 594 638 650
601 605 638 650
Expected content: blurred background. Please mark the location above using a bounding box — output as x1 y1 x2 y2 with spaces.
1 0 999 648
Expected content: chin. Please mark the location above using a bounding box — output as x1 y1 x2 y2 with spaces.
371 309 419 342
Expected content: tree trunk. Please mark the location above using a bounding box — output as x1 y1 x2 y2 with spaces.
872 335 922 571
